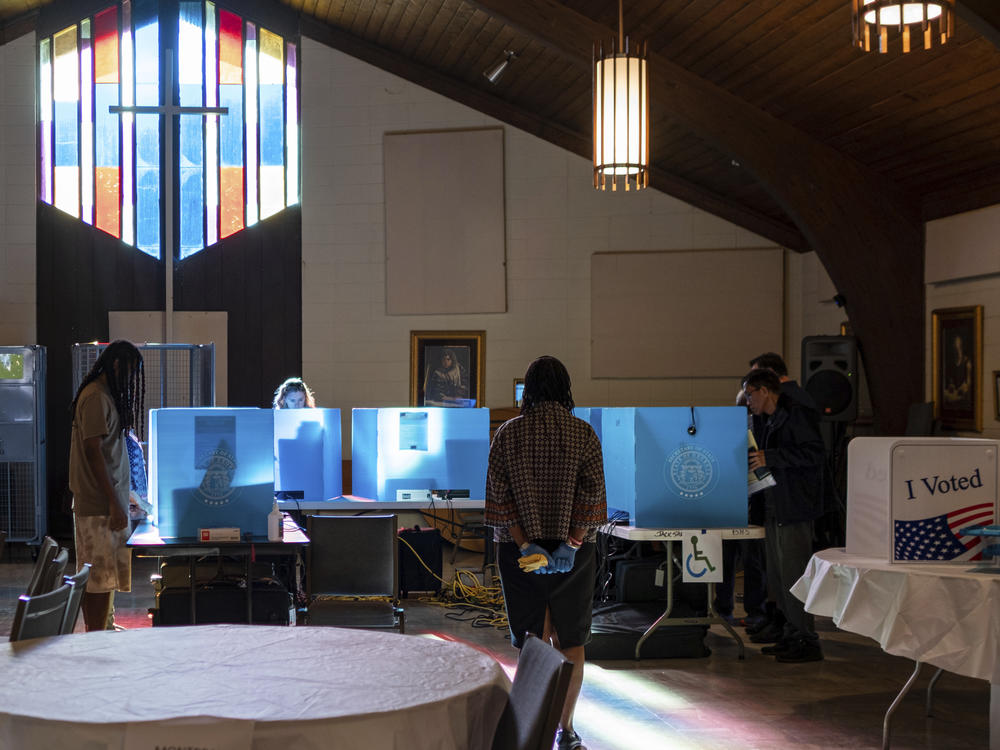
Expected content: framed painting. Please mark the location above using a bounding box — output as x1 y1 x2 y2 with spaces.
994 371 1000 421
931 305 983 431
410 331 485 408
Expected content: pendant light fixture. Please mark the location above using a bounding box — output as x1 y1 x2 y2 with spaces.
852 1 954 54
593 0 648 192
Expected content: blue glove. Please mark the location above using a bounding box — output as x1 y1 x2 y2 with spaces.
520 543 554 574
551 542 578 573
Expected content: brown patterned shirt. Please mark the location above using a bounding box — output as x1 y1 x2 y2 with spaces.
486 402 607 543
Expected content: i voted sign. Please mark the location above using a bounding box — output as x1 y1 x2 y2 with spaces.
892 444 996 562
904 468 985 499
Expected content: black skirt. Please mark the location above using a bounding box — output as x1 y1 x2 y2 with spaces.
496 540 595 649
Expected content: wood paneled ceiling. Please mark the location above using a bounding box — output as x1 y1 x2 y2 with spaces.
4 0 1000 252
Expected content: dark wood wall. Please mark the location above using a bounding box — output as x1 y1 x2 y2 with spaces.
36 203 164 536
174 206 302 408
36 203 301 537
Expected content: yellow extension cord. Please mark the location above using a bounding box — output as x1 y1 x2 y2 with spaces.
397 535 510 632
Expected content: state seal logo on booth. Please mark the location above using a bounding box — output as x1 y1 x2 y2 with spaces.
195 448 238 506
664 445 719 499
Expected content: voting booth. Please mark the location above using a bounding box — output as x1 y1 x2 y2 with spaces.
600 407 748 528
573 407 604 442
274 408 342 501
149 408 275 538
846 437 999 562
351 408 489 502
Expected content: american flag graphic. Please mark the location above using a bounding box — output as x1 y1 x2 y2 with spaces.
894 502 995 561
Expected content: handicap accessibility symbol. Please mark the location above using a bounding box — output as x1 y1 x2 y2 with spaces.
685 534 717 578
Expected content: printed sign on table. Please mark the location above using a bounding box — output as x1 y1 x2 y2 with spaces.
681 530 723 583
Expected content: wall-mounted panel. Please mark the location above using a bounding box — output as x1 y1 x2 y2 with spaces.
384 128 506 315
592 249 783 378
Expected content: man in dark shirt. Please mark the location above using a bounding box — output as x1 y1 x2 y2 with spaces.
749 351 817 413
744 367 825 663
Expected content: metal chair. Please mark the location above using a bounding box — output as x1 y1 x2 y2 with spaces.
306 514 404 632
9 582 73 642
24 536 59 597
448 510 494 577
491 634 573 750
37 547 69 595
60 563 92 635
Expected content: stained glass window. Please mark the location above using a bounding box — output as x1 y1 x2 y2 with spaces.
37 1 300 260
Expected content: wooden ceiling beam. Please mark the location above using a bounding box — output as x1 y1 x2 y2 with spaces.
468 0 925 434
0 8 36 45
299 14 806 253
959 0 1000 49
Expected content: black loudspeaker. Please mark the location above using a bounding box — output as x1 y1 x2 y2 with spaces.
801 335 859 421
398 527 442 597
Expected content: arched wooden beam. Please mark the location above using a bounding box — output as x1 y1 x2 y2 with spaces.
470 0 924 433
959 0 1000 49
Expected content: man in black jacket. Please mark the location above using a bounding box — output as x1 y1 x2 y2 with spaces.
749 351 817 414
743 367 825 663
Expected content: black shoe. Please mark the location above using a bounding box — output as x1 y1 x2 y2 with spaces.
776 640 823 663
744 617 770 635
760 639 793 655
748 622 784 643
555 728 583 750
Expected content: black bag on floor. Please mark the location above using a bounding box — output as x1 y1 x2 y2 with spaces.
153 579 292 626
585 601 710 660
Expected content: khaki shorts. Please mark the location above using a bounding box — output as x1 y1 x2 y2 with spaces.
73 514 132 594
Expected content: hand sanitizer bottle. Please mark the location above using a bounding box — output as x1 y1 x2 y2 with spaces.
268 500 283 542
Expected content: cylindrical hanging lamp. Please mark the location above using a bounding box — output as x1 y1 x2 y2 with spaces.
593 0 648 192
852 1 954 54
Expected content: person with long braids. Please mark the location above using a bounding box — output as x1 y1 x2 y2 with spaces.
69 340 145 631
485 355 607 750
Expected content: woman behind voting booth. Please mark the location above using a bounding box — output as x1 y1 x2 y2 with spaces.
485 355 607 750
272 377 316 409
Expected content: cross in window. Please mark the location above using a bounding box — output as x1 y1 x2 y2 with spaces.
109 49 227 343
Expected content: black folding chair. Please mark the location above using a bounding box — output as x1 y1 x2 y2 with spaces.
491 635 573 750
9 583 73 642
38 547 70 595
24 536 59 597
60 564 92 635
306 514 404 632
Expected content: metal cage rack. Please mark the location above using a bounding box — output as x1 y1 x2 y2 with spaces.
71 343 215 444
0 346 47 544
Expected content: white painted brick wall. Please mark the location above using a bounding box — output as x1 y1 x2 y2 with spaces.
301 40 788 443
0 33 37 346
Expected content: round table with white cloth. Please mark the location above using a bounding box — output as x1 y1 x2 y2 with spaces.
0 624 510 750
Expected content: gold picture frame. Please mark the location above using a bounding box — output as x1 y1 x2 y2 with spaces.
931 305 983 432
410 331 485 408
994 371 1000 421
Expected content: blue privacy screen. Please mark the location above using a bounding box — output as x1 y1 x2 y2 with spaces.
149 407 274 538
351 408 489 501
601 407 748 528
273 408 342 501
572 407 603 442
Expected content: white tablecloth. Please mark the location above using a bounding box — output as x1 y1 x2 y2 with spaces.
791 548 1000 684
0 625 510 750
